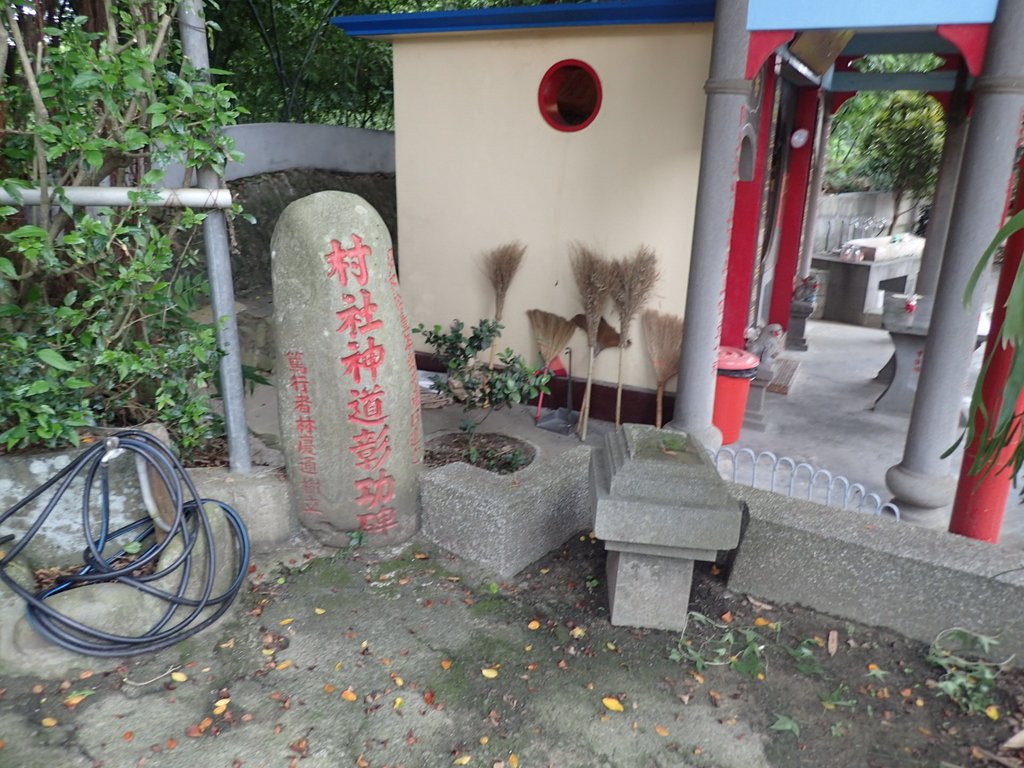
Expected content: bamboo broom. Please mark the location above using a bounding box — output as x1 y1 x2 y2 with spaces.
642 309 683 428
610 246 659 428
526 309 577 421
569 243 614 441
482 241 526 368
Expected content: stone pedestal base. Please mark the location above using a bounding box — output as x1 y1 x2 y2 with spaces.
591 426 742 633
786 301 814 351
606 549 695 632
885 463 956 530
743 379 770 432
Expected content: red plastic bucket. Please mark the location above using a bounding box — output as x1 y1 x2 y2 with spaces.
713 346 759 445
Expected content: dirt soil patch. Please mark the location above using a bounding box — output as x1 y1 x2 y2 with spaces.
424 431 536 474
2 533 1022 767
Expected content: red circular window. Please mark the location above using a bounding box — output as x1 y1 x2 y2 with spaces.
538 59 602 132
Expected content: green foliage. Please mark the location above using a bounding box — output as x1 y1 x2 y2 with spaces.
827 91 944 216
927 628 1009 715
769 714 800 739
208 0 583 127
670 612 774 679
414 319 550 465
953 208 1024 479
826 56 945 207
413 319 551 419
0 4 244 456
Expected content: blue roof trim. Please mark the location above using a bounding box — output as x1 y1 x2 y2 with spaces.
331 1 715 39
748 0 996 31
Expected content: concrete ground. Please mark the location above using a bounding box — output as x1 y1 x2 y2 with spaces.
4 320 1024 766
733 318 1024 551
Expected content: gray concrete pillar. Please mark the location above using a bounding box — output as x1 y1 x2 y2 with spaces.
915 70 970 299
669 0 750 450
886 0 1024 526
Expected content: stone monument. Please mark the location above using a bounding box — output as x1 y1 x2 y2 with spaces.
271 191 423 546
591 425 742 633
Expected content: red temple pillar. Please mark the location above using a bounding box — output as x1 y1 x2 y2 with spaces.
948 153 1024 543
768 86 818 329
721 61 777 348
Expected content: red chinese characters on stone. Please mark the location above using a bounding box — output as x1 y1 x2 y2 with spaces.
336 289 383 339
340 337 386 384
325 235 371 288
358 507 397 535
348 385 387 426
327 234 399 536
354 469 396 509
349 425 391 472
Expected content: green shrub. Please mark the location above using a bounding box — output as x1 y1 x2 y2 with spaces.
0 5 244 456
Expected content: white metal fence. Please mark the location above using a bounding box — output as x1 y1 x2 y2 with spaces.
713 447 901 520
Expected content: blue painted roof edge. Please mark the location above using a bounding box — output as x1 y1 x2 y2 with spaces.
331 1 715 39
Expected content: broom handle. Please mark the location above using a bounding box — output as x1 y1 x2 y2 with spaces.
615 346 625 428
579 347 595 441
656 382 665 429
576 355 589 435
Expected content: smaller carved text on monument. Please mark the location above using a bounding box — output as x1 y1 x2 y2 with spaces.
286 351 322 517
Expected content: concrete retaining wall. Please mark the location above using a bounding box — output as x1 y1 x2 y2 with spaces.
0 450 294 564
813 191 923 253
727 484 1024 664
161 123 395 185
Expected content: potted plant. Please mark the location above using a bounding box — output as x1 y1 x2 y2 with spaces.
414 319 592 578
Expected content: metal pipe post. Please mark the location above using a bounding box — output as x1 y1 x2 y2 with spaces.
178 0 252 473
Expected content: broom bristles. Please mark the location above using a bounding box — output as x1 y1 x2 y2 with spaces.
569 242 614 347
642 309 683 386
482 241 526 321
611 245 660 346
526 309 577 367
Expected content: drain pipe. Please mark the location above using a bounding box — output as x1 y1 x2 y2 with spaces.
178 0 252 474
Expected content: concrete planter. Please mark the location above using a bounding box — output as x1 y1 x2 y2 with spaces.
420 437 592 579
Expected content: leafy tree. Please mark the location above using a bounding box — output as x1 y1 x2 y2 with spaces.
0 1 243 454
860 93 945 234
208 0 580 127
825 56 946 232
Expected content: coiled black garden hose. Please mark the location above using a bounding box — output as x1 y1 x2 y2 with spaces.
0 430 250 656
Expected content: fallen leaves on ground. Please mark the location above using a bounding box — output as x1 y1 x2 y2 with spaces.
481 668 499 679
341 688 359 702
452 754 471 765
40 717 58 728
63 691 94 709
602 697 624 712
655 725 669 737
170 671 188 683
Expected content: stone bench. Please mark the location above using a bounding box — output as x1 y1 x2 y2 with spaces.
590 425 743 632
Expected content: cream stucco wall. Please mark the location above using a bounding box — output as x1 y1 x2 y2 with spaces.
393 24 712 391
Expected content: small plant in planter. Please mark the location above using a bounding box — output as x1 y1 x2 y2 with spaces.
414 319 551 473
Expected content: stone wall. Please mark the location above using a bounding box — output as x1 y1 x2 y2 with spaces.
812 191 924 254
229 170 397 296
